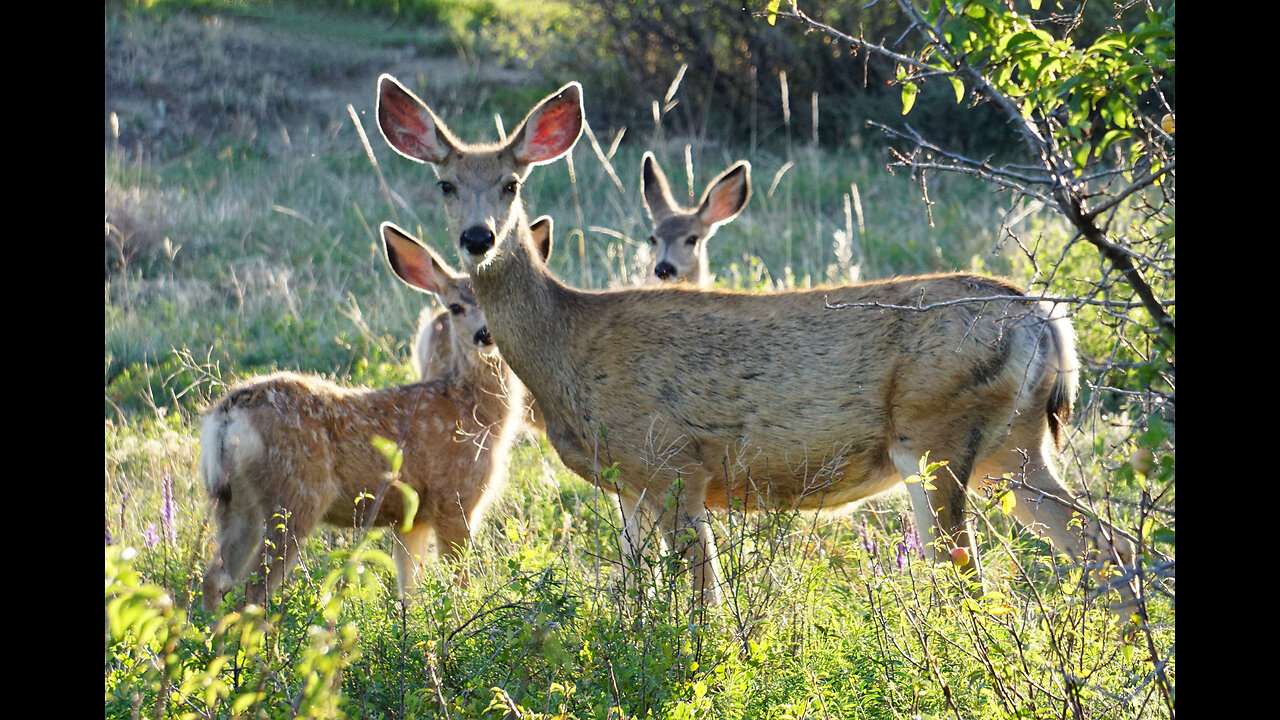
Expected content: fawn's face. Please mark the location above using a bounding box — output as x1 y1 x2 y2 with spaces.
376 74 582 273
641 153 751 285
382 223 495 357
436 276 495 355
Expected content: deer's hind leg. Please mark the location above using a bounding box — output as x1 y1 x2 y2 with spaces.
891 437 982 585
976 435 1138 614
649 469 722 606
203 483 269 612
241 498 323 608
434 513 475 586
977 436 1134 565
393 520 436 600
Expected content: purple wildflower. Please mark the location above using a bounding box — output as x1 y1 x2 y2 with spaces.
904 515 923 557
857 522 881 575
858 523 878 557
143 523 159 549
105 516 112 546
895 515 924 571
160 468 177 542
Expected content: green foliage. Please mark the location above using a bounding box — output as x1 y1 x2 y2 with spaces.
106 537 383 719
105 429 1173 718
908 0 1175 172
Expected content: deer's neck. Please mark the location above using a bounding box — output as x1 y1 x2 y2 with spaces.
470 213 578 426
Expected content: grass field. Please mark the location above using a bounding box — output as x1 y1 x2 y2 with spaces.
105 3 1174 718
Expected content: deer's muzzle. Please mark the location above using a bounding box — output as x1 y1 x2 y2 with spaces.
461 226 495 256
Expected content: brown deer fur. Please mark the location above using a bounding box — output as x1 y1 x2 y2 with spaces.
375 74 1134 606
412 217 552 435
200 225 526 611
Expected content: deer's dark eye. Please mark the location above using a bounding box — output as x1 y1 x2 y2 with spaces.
503 180 520 195
648 235 658 245
438 181 456 196
685 235 699 246
448 304 464 316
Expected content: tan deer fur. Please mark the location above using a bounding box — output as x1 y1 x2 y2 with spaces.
375 74 1134 606
200 225 526 612
412 217 553 435
641 152 750 286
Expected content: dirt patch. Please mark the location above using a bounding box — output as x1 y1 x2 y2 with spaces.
104 6 532 162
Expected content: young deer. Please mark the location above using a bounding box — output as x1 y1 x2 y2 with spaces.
411 217 552 436
375 74 1134 607
640 151 750 286
200 224 529 612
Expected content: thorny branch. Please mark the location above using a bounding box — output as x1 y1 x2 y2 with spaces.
823 293 1174 314
772 1 1174 343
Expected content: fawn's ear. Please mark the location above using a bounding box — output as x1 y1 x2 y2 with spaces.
528 215 554 264
508 82 584 167
697 161 751 228
381 222 457 296
641 151 678 222
377 74 456 165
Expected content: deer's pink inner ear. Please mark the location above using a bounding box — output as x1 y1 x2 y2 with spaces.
386 233 442 295
703 170 749 224
379 85 449 163
521 100 581 163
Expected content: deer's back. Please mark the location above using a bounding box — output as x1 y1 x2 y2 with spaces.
206 370 518 527
518 273 1060 507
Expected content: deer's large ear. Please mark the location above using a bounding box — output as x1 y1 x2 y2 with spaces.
381 222 457 296
377 74 455 164
509 82 584 167
528 216 554 264
641 151 678 222
697 161 751 228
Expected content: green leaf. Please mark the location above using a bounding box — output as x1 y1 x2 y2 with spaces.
393 481 420 533
1036 58 1061 83
901 81 918 115
950 76 964 104
1087 35 1130 55
1072 141 1092 170
999 489 1017 515
766 0 781 26
1095 129 1132 155
1006 30 1050 53
371 435 404 475
232 693 266 714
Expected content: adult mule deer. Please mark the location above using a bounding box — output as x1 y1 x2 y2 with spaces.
375 74 1133 606
640 151 751 286
200 224 529 611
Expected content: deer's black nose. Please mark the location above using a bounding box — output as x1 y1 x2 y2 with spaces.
474 327 493 346
461 226 495 256
654 261 677 281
